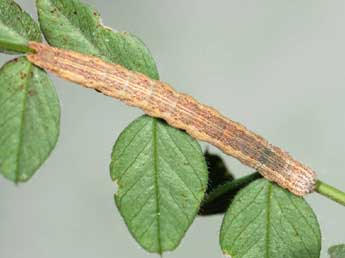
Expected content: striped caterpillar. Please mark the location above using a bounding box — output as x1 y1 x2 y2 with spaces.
27 42 317 196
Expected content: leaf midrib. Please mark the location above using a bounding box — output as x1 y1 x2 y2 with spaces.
15 61 32 182
152 118 162 254
265 183 272 258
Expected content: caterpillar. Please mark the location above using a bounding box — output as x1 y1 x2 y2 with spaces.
27 41 317 196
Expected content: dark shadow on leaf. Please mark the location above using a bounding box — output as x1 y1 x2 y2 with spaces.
199 150 261 215
204 150 234 194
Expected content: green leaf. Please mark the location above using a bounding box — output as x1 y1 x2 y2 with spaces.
0 57 60 182
329 244 345 258
110 115 208 253
220 179 321 258
36 0 159 79
0 0 41 53
37 0 208 253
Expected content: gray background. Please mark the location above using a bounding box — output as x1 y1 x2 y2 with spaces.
0 0 344 257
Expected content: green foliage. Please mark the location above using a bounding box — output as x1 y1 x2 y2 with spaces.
36 0 159 79
0 1 339 257
329 244 345 258
0 0 41 53
220 179 321 258
36 0 210 253
110 116 208 253
0 0 59 182
0 57 60 182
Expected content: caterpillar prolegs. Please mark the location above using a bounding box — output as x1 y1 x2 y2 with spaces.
27 42 317 196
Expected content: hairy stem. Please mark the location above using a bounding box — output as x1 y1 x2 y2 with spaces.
315 180 345 206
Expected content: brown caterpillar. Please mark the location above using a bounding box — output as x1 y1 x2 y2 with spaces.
27 42 317 196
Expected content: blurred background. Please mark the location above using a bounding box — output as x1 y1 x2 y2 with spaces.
0 1 344 257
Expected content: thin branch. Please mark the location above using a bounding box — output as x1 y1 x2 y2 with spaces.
0 40 34 54
315 180 345 206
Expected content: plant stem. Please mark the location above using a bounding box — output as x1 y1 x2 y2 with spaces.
0 40 34 54
315 180 345 206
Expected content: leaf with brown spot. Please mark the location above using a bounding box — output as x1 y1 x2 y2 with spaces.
0 57 60 182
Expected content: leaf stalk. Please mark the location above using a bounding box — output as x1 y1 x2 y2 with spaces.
0 40 34 54
315 180 345 206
